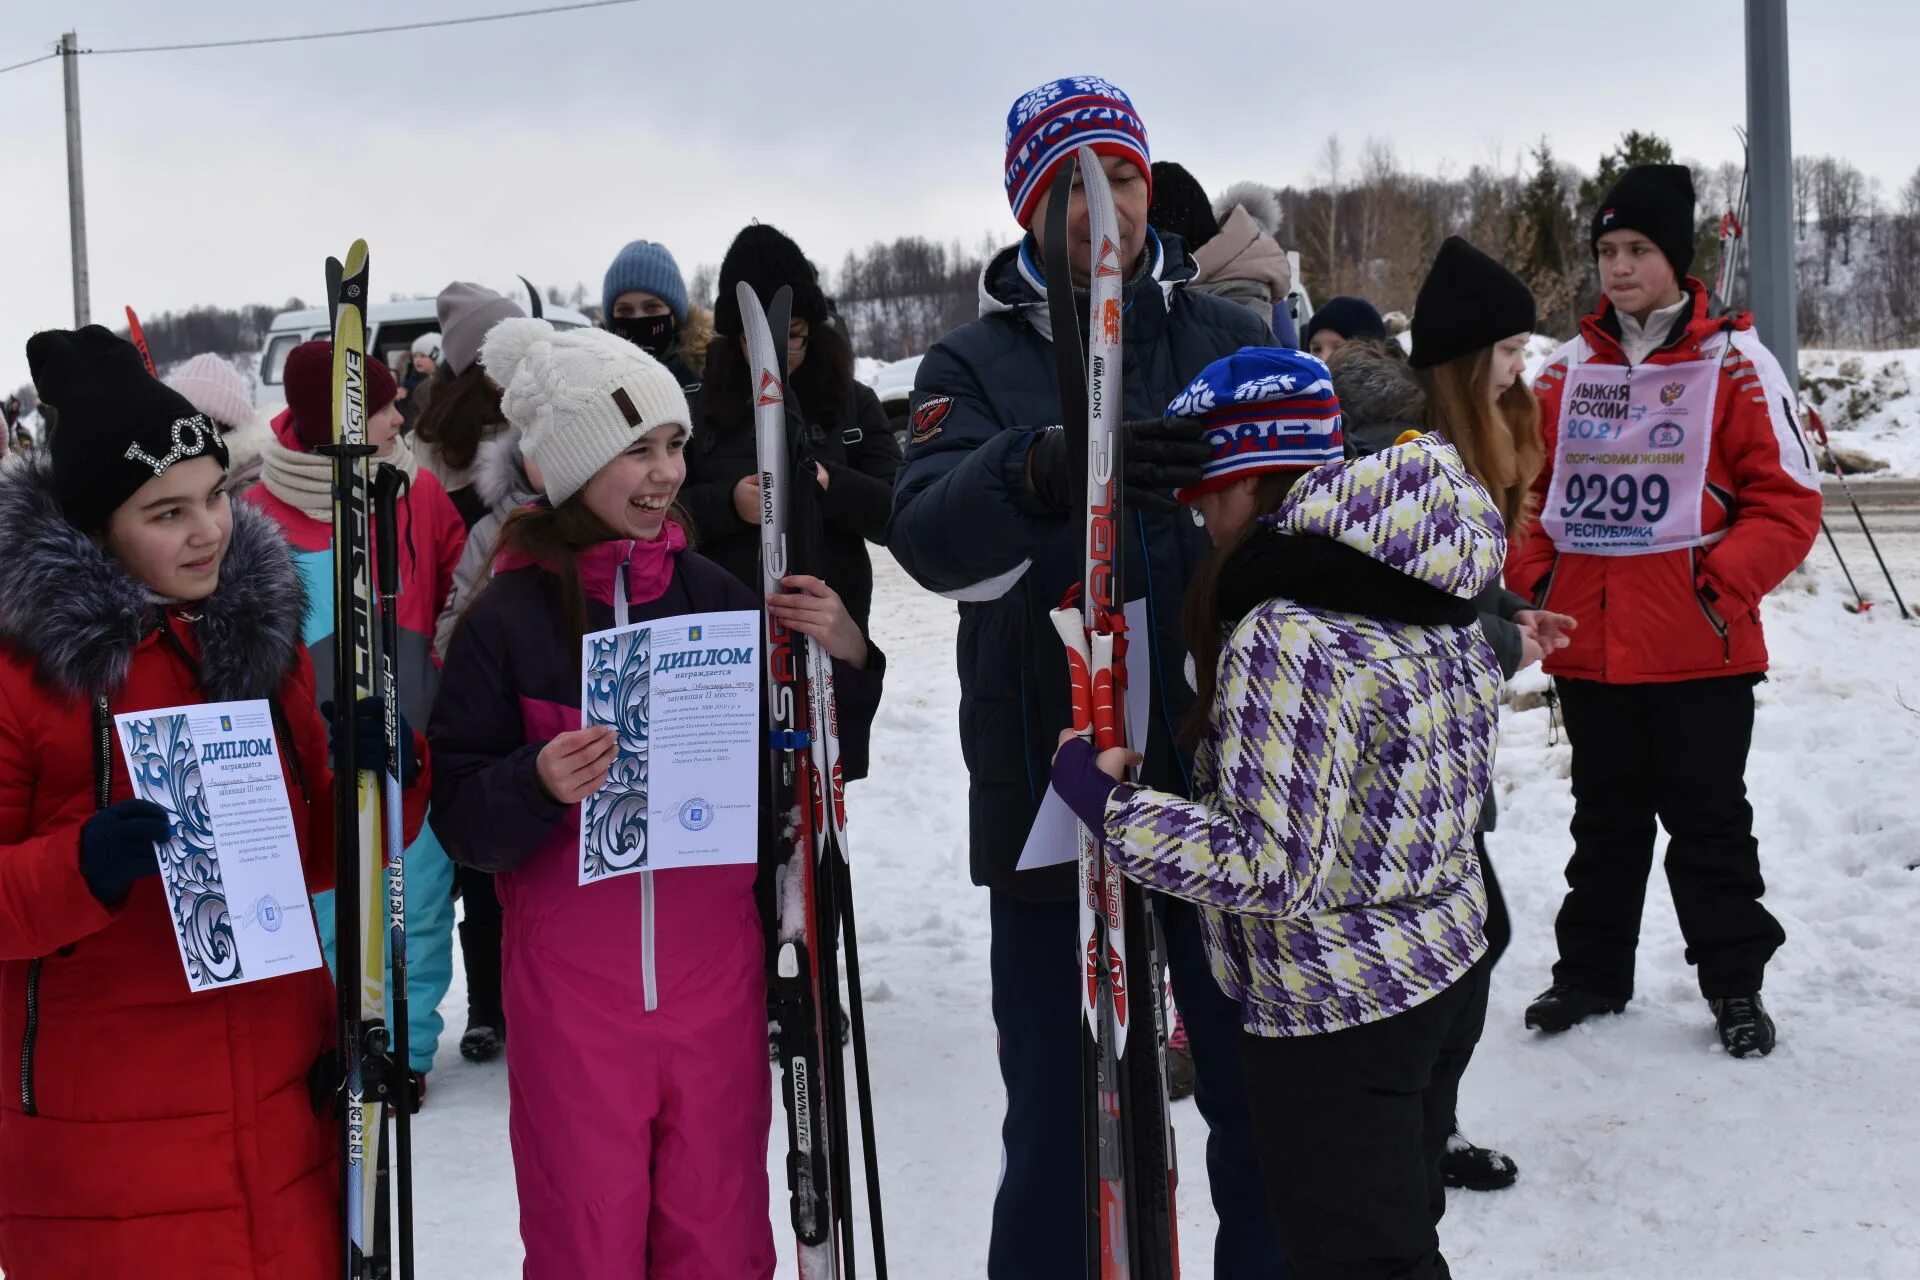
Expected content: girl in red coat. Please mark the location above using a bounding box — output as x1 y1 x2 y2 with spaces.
0 327 428 1278
1508 165 1823 1058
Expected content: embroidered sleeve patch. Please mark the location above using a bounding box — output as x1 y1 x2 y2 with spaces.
910 395 953 446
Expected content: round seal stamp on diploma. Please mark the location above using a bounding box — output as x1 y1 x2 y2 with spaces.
256 895 284 933
677 798 715 832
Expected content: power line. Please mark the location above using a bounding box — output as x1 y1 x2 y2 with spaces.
92 0 641 59
1 0 640 80
0 50 57 78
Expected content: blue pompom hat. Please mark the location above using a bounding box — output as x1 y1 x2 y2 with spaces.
1003 76 1151 229
601 240 689 326
1165 346 1344 502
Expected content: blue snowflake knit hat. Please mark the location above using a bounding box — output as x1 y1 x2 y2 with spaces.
1165 346 1344 502
1004 76 1151 228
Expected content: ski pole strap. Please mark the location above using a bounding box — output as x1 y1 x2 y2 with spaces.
1805 409 1829 446
768 728 812 751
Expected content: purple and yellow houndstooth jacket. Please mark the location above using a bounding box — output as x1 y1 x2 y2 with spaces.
1104 433 1506 1037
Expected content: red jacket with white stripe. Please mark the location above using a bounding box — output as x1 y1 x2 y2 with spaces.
1506 284 1822 684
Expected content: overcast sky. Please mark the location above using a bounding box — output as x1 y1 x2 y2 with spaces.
2 0 1913 390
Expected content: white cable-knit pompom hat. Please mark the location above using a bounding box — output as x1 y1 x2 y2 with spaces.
479 318 691 507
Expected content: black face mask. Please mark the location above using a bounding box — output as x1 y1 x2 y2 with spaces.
609 312 678 358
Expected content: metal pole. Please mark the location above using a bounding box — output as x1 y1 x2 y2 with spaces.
1744 0 1794 379
60 31 90 327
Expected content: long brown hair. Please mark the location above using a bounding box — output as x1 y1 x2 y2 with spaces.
413 362 505 474
1415 349 1542 537
490 496 620 666
483 491 696 660
1180 472 1302 748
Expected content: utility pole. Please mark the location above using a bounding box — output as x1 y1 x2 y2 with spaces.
1745 0 1794 381
60 31 90 327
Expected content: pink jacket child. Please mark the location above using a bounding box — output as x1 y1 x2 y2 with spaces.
427 320 882 1278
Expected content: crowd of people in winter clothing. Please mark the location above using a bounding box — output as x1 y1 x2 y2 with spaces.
0 67 1823 1280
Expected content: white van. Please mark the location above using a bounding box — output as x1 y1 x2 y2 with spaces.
254 297 592 414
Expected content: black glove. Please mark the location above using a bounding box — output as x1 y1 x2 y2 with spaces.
324 696 421 788
79 799 169 907
1026 419 1213 514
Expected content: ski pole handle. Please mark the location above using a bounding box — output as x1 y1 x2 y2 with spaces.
1049 608 1095 740
1089 631 1120 753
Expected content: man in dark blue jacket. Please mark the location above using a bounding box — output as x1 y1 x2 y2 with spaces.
887 76 1285 1278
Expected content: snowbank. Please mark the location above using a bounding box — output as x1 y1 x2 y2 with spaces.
1799 349 1920 478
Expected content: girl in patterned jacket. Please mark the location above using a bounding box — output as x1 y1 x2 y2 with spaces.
429 320 882 1278
1049 346 1506 1280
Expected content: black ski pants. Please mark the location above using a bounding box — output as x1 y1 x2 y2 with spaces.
1434 837 1504 1139
1551 675 1784 1000
1240 967 1485 1280
454 862 504 1025
987 889 1288 1279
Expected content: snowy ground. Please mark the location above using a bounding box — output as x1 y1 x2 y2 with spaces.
412 530 1920 1278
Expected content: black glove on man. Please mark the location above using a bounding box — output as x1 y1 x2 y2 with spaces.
1026 418 1213 514
79 799 169 907
324 696 421 788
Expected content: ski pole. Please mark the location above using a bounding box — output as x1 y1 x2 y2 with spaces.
1818 515 1871 612
1808 409 1911 619
836 851 888 1278
371 462 415 1280
125 306 156 376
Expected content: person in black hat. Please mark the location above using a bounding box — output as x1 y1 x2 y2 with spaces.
1588 163 1700 364
1305 295 1389 362
0 327 431 1276
682 223 901 634
1509 164 1823 1060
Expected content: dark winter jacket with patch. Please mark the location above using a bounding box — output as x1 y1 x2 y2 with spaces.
683 350 901 632
0 456 428 1279
888 230 1272 899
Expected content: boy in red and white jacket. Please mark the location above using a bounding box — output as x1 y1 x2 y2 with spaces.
1507 164 1821 1058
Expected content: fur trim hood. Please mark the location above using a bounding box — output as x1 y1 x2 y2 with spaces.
1329 341 1427 456
1192 205 1293 302
1212 181 1282 238
677 304 716 375
473 424 538 516
0 454 304 700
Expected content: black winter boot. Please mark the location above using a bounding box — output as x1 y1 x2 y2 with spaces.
1710 995 1776 1058
1439 1129 1518 1191
458 918 505 1064
1524 985 1628 1033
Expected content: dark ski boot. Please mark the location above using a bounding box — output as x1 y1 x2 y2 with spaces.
460 1022 504 1064
1711 995 1776 1058
1439 1129 1518 1191
1524 985 1628 1033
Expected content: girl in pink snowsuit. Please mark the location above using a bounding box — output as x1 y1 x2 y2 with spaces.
429 319 884 1277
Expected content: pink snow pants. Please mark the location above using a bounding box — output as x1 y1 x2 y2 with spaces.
497 718 773 1278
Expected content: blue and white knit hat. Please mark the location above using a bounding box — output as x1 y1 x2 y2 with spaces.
1003 76 1151 228
1165 346 1344 502
601 240 689 325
